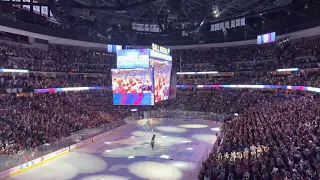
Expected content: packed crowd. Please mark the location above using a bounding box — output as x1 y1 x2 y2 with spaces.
0 42 116 73
173 38 320 72
0 92 128 156
199 94 320 180
0 38 318 90
171 89 268 115
173 43 278 65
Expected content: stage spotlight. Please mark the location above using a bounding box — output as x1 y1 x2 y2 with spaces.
179 124 208 128
160 155 170 159
211 127 220 132
128 161 183 179
212 5 220 18
173 162 185 167
128 156 135 159
181 140 191 143
83 175 128 180
155 126 187 133
192 134 217 143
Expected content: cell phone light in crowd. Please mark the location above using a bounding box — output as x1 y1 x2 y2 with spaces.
104 142 112 144
234 113 239 116
276 68 299 72
128 156 135 159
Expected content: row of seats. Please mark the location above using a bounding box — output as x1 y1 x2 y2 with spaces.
0 75 109 89
178 71 320 87
1 71 320 90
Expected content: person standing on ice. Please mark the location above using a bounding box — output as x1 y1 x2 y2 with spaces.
151 134 156 150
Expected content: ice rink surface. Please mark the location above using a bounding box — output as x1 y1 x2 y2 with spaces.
6 119 221 180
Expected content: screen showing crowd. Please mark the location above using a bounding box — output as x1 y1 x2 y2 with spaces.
257 32 276 44
112 68 154 105
151 59 172 102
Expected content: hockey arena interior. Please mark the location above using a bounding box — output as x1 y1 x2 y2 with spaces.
0 0 320 179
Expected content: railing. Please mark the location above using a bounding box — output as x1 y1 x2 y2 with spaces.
0 120 126 172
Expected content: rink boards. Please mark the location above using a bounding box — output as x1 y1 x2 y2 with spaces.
0 123 132 179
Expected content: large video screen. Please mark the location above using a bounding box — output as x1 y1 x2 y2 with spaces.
151 59 172 102
117 49 150 69
257 32 276 44
112 68 154 105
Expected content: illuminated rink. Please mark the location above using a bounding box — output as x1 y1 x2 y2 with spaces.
7 119 221 180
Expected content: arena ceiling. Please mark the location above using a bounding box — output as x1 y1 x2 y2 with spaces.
65 0 293 25
0 0 317 45
47 0 294 30
1 0 293 29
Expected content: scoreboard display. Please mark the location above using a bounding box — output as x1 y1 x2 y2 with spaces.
113 45 172 106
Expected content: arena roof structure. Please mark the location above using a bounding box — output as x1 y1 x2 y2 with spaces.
52 0 292 25
1 0 292 28
0 0 319 45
